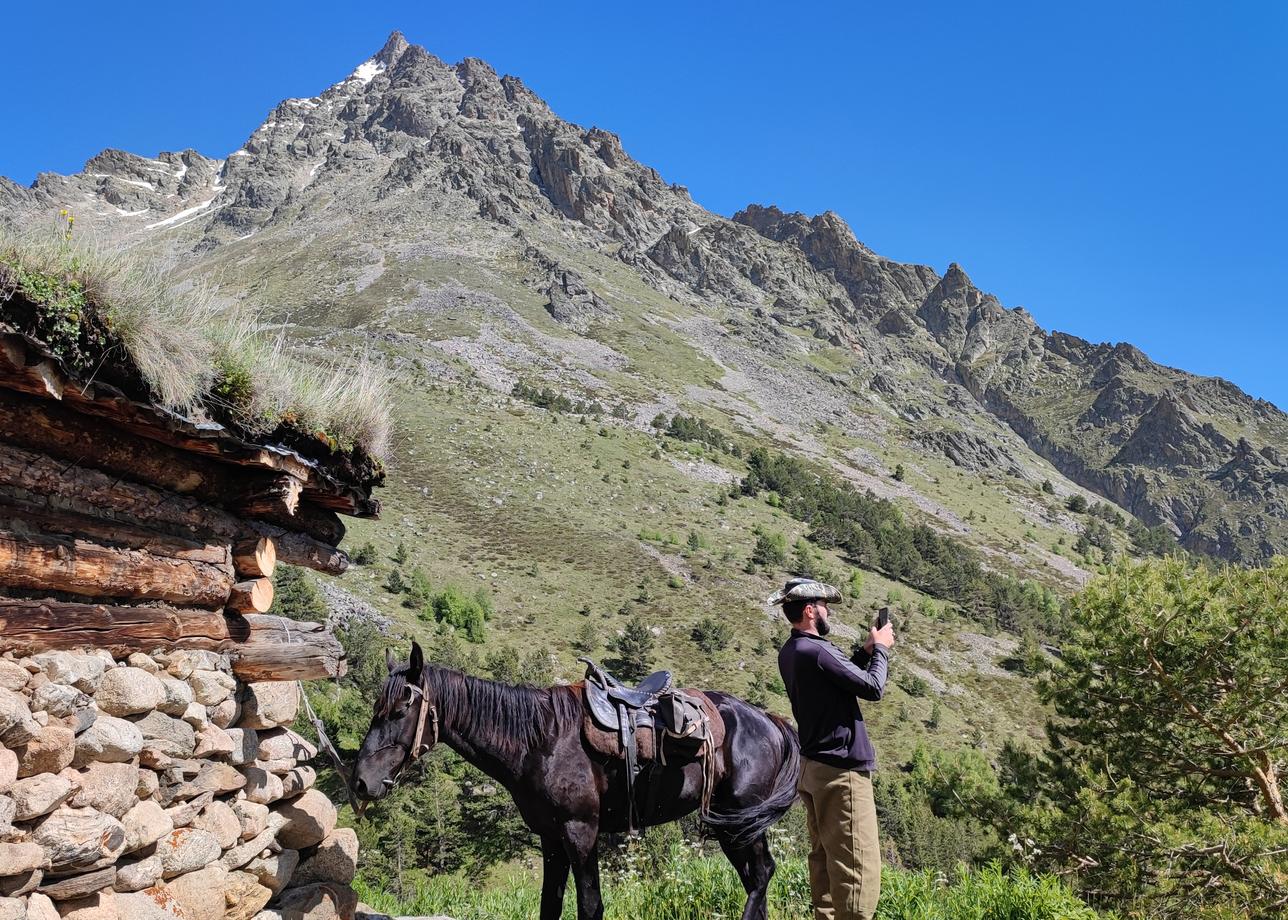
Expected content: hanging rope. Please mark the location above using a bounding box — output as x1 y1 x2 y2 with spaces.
297 680 366 815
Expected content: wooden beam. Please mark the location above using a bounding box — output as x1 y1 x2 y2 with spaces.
0 600 231 654
0 443 347 575
0 498 231 568
252 501 346 546
227 614 347 681
248 523 349 575
0 530 234 607
0 441 243 542
0 601 345 681
233 537 277 578
0 387 284 505
226 578 274 615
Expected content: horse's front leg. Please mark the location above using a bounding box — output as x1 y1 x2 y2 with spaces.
540 835 571 920
563 820 604 920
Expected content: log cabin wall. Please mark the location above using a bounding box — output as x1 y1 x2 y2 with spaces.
0 329 380 920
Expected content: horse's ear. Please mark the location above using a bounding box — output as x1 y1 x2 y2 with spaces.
386 647 398 673
408 641 424 679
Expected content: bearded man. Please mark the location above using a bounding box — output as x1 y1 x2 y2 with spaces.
773 577 895 920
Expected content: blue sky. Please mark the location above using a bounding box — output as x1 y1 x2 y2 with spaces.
4 1 1285 408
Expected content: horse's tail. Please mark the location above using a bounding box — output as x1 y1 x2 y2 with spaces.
702 712 801 847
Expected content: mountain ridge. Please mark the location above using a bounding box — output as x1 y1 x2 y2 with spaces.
2 30 1284 563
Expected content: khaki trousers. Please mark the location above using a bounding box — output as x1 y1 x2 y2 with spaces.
797 757 881 920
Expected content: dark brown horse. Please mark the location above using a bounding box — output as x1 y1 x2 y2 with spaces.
350 642 801 920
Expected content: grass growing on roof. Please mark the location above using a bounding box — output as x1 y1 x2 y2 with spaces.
0 220 392 459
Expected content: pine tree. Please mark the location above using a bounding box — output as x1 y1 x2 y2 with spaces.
607 617 655 682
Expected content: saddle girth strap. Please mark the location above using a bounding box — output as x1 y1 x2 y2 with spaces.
619 703 639 833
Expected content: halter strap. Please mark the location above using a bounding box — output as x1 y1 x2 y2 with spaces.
408 675 439 760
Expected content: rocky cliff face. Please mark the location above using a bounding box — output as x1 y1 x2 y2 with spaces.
3 31 1284 563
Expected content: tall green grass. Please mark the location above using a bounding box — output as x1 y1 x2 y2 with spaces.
355 847 1104 920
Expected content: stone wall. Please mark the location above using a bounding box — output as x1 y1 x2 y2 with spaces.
0 648 357 920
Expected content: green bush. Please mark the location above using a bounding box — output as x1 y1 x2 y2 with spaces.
429 586 491 643
606 616 655 682
351 541 378 565
898 674 930 698
512 380 603 416
750 529 788 570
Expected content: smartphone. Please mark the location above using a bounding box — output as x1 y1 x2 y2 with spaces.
876 607 891 630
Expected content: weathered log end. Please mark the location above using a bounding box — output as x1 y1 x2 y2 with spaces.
234 535 278 578
227 577 275 614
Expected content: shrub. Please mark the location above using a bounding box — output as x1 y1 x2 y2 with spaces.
573 622 599 654
511 380 602 415
430 586 490 643
383 569 407 594
995 556 1288 918
352 541 379 565
1066 494 1088 513
690 616 733 655
899 674 930 698
750 530 787 570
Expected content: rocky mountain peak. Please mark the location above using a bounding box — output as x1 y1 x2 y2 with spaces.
917 260 1005 355
375 30 410 66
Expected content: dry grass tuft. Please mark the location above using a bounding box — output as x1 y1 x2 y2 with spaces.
0 224 392 459
0 223 223 408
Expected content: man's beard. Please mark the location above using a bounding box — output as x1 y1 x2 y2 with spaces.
816 614 832 636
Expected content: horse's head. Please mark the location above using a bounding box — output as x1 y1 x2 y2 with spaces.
351 641 439 801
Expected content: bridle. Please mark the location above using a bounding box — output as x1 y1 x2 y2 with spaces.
405 676 440 766
351 671 439 815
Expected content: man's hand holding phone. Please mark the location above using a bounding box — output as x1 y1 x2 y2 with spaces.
866 607 896 652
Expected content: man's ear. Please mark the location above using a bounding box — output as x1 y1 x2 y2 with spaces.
408 641 425 679
386 647 398 672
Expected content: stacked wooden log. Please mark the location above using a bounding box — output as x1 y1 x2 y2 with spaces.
0 648 357 920
0 329 375 677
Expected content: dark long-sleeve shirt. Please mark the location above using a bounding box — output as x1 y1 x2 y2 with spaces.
778 629 890 771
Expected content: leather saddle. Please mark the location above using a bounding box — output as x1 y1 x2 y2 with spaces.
580 657 673 728
578 658 719 834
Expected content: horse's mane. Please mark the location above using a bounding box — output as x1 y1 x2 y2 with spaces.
387 665 581 753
